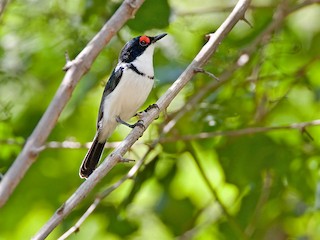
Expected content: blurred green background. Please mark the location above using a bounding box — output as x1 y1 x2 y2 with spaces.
1 0 320 239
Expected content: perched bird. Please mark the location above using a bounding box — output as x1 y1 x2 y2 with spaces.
79 33 167 179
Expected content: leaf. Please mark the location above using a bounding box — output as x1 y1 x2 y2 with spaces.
155 194 195 236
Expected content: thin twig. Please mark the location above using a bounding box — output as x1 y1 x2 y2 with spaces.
33 1 251 239
57 197 101 240
63 51 72 71
0 0 146 208
194 67 220 81
3 118 319 150
159 119 320 143
0 139 123 149
176 5 275 16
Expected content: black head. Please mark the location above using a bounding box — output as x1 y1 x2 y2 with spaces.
119 33 167 63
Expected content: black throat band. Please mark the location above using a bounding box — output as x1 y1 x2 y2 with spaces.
128 63 154 80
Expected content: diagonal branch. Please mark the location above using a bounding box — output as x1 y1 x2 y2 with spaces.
32 0 251 239
0 0 146 208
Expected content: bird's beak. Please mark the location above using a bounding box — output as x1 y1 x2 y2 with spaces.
152 33 167 43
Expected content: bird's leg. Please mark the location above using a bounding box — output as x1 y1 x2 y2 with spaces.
116 116 145 129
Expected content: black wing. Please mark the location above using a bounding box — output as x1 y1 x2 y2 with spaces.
97 66 123 129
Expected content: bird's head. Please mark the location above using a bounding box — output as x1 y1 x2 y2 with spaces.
119 33 167 63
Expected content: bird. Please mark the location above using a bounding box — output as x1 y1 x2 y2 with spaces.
79 33 167 179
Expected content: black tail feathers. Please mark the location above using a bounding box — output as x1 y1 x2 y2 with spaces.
79 135 105 179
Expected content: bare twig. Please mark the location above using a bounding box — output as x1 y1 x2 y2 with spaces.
288 0 320 13
159 119 320 142
3 118 319 151
0 0 146 208
63 51 72 71
32 1 251 239
176 0 320 17
176 5 274 16
0 139 122 149
57 198 100 240
194 67 220 81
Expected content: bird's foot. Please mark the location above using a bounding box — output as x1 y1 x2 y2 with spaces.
116 116 145 130
131 119 145 130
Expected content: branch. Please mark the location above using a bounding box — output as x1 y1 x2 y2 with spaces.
4 118 318 151
0 0 146 208
176 4 274 16
0 139 122 150
159 119 320 142
32 0 251 239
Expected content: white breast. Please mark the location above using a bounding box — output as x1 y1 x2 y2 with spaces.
109 69 154 121
131 45 155 77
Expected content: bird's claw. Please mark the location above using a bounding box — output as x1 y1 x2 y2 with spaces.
133 120 145 130
145 103 159 112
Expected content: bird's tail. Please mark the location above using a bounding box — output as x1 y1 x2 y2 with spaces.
79 134 106 179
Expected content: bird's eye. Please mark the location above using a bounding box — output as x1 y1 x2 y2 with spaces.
139 36 150 46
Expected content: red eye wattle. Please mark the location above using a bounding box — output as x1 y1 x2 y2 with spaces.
139 36 150 46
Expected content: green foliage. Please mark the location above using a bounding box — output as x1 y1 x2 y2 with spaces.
127 0 170 31
1 0 320 239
